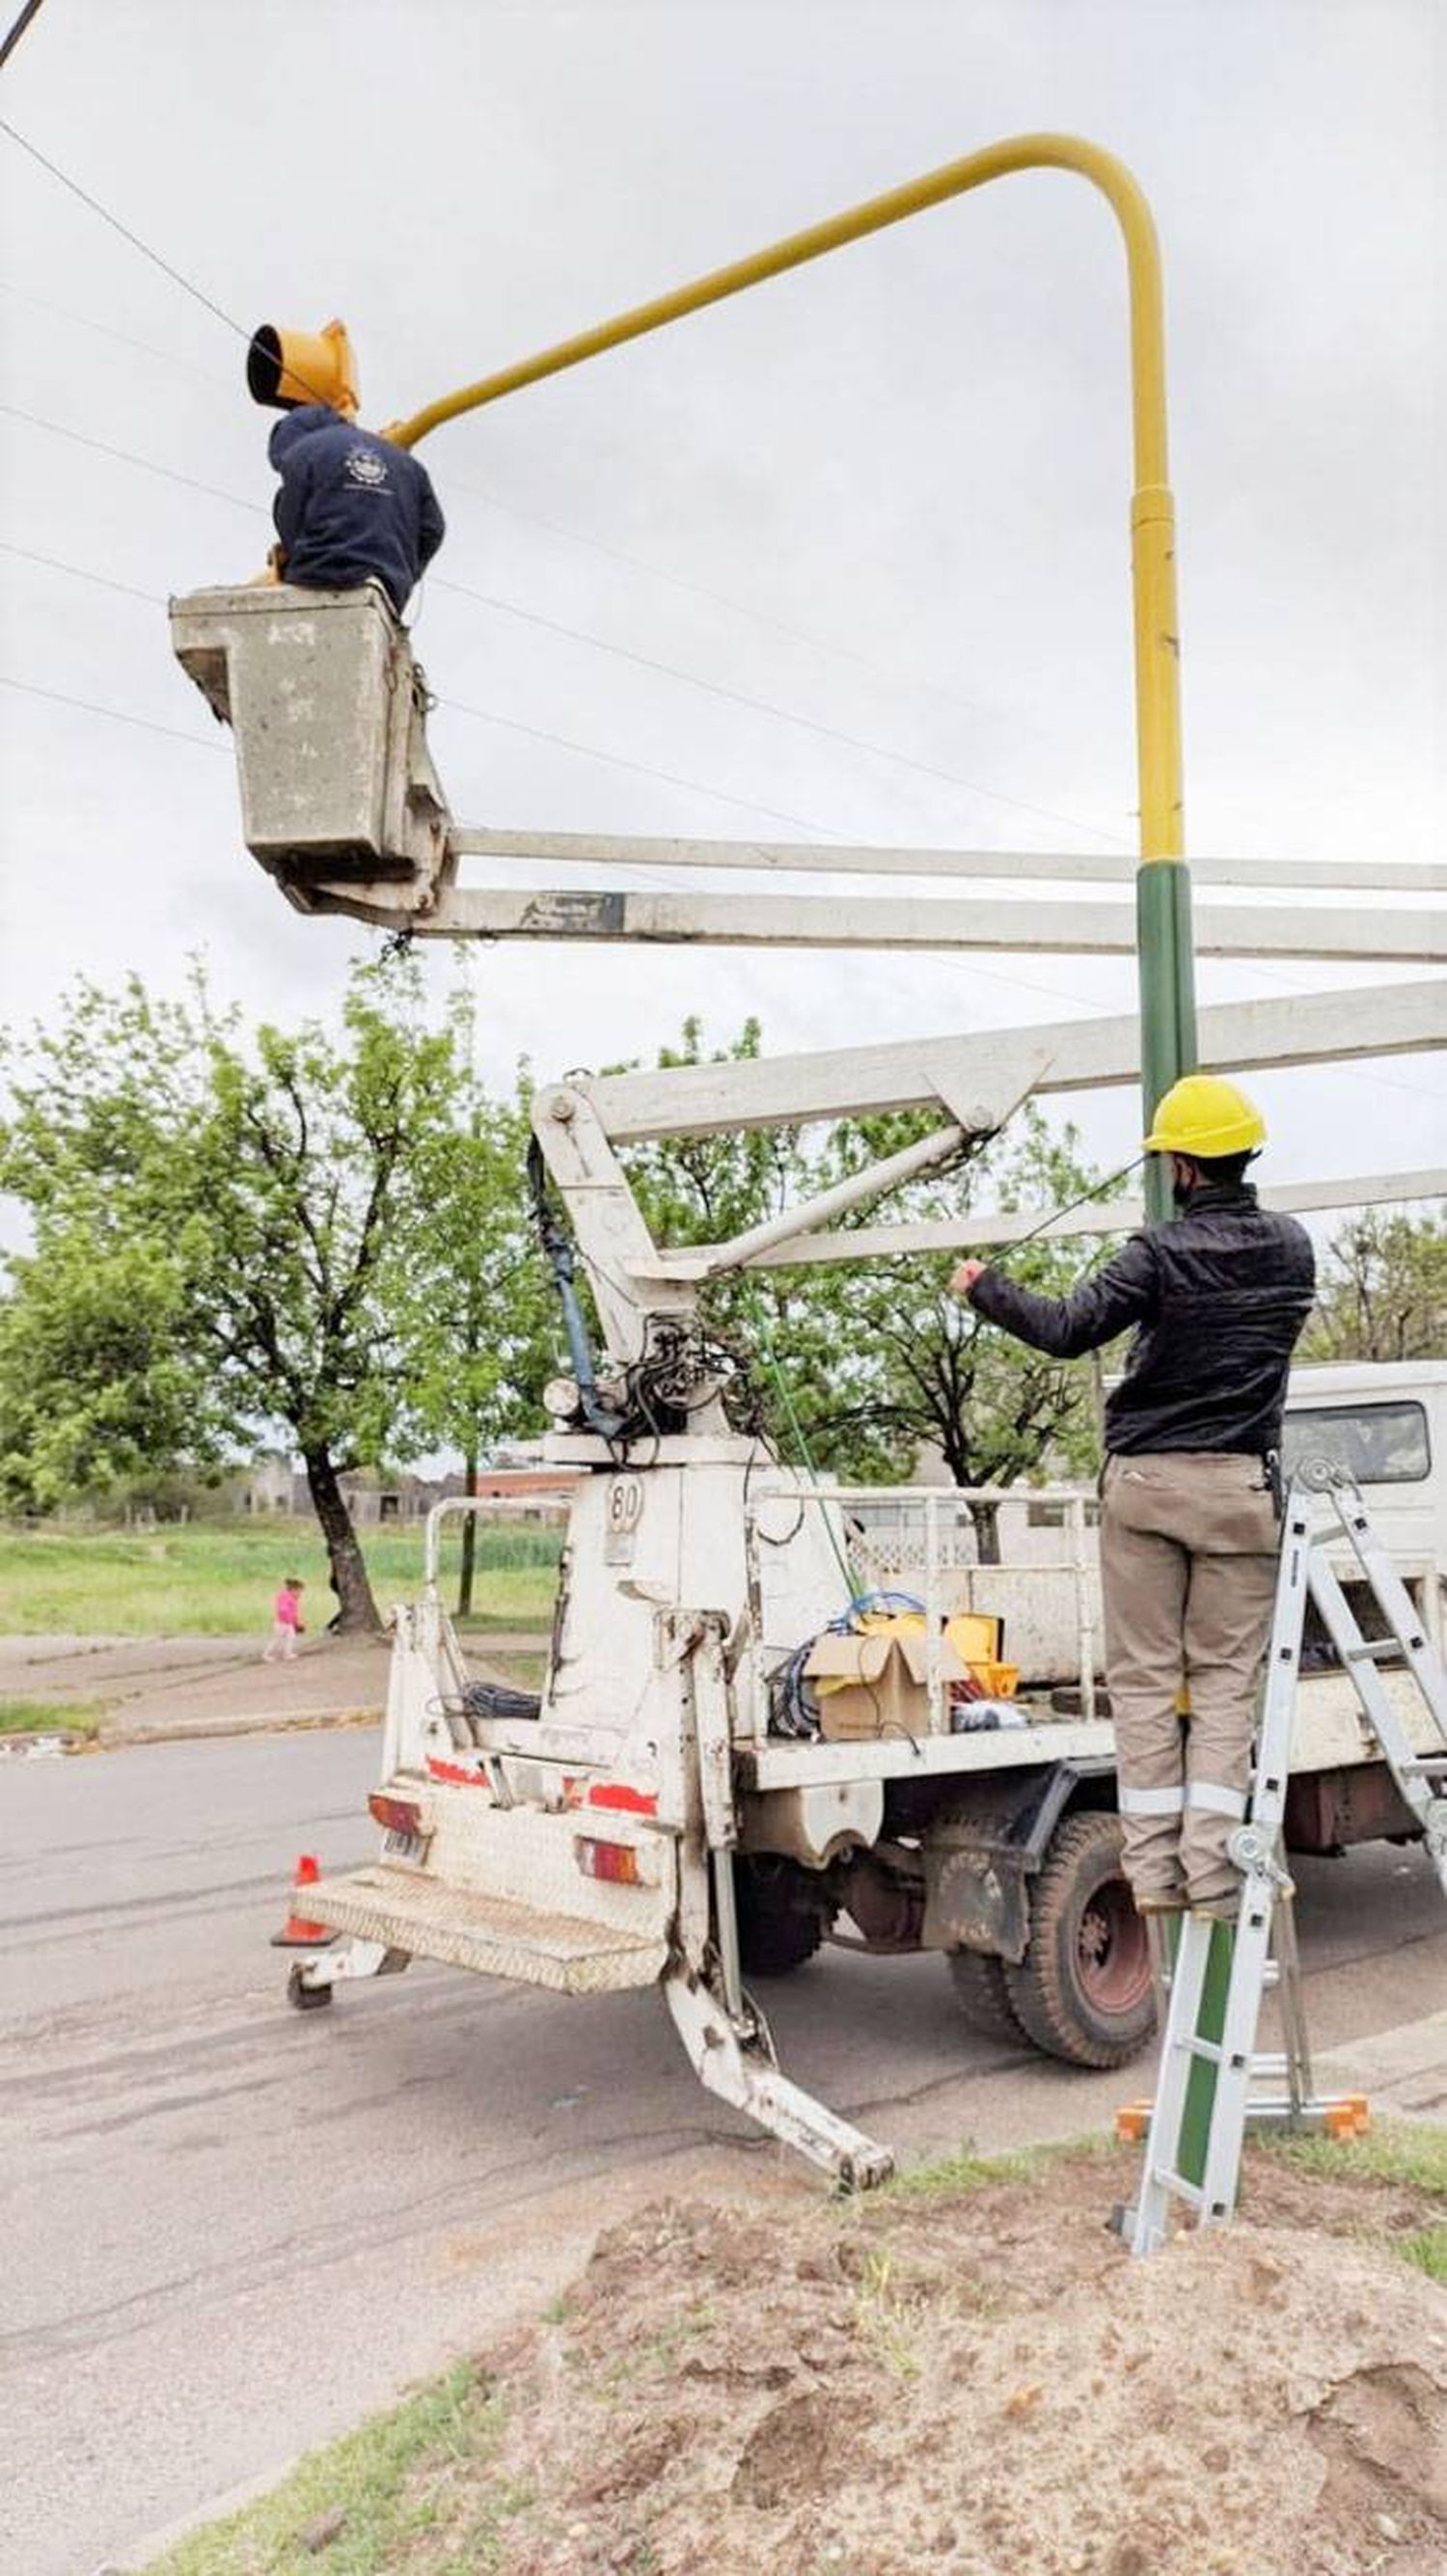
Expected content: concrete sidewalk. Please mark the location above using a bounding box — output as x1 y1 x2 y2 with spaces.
0 1629 548 1747
1316 2006 1447 2124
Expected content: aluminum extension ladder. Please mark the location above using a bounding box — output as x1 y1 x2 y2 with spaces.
1127 1466 1447 2257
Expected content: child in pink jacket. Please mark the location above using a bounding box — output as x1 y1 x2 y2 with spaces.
262 1576 306 1663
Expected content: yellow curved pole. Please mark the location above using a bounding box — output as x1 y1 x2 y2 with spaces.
384 133 1193 1163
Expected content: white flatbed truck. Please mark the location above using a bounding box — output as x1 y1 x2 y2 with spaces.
168 581 1446 2187
281 1165 1446 2188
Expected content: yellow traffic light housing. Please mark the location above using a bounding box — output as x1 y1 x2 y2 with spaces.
246 317 359 416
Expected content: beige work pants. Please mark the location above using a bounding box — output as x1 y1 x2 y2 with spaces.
1101 1452 1280 1907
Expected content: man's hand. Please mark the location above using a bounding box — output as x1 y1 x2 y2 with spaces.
950 1259 987 1301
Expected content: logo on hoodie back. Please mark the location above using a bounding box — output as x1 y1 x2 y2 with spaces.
344 446 389 490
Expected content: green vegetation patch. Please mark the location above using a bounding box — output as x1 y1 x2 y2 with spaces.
142 2362 528 2576
0 1521 559 1638
1260 2114 1447 2200
1397 2221 1447 2283
0 1694 108 1739
887 2130 1112 2200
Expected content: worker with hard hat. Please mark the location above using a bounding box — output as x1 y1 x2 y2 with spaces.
952 1075 1315 1920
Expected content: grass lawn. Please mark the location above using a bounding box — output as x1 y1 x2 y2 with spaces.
141 2364 523 2576
0 1695 109 1739
0 1520 560 1637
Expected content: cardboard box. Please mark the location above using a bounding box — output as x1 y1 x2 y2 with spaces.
805 1623 968 1741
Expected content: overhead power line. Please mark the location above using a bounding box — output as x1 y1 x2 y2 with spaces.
4 605 1440 1104
0 538 165 604
0 116 340 407
0 1 49 75
445 465 1065 756
0 672 228 751
434 566 1128 846
0 400 262 513
0 123 1128 828
1 397 1124 847
0 115 247 342
4 130 1437 1103
0 275 233 390
437 693 845 841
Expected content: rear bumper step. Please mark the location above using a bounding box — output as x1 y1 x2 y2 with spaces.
300 1863 668 1995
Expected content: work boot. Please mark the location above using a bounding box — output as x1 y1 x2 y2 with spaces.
1133 1889 1187 1916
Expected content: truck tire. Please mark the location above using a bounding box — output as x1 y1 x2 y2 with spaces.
945 1946 1025 2045
733 1856 828 1977
1003 1812 1154 2069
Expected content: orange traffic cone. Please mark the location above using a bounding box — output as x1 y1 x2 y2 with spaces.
271 1852 339 1949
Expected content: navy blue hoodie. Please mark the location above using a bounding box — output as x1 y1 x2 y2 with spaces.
268 406 445 617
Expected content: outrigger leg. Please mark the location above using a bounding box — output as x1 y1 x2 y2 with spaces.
665 1609 895 2188
662 1965 894 2189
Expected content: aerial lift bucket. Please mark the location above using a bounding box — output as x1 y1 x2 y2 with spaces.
169 581 451 905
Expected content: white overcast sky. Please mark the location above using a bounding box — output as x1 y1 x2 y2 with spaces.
0 0 1442 1199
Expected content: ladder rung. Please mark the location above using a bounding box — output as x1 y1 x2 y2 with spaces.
1171 2036 1225 2067
1149 2168 1205 2208
1344 1637 1405 1662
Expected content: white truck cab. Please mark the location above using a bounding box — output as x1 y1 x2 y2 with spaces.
1282 1362 1446 1649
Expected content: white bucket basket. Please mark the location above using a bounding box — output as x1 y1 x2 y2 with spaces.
170 581 450 891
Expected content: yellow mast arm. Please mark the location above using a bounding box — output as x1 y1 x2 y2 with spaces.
382 132 1167 490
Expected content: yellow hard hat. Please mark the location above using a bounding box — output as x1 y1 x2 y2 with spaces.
1142 1073 1267 1158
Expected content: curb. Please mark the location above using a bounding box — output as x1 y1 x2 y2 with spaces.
97 1705 383 1749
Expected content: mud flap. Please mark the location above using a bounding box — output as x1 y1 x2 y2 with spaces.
662 1966 893 2191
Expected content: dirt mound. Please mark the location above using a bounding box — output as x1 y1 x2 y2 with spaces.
459 2146 1446 2576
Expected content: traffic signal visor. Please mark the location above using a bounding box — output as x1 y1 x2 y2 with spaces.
247 317 359 416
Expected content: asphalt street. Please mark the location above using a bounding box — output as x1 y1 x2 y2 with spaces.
4 1728 1445 2576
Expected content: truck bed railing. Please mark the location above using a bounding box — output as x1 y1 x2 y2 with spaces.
744 1480 1100 1738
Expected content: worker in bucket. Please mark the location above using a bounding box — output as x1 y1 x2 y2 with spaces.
265 406 446 619
951 1075 1315 1922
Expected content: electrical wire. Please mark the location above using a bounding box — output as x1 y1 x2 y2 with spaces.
0 251 1111 805
0 1 48 75
0 124 1128 845
4 111 1437 897
0 116 253 343
5 524 1438 1113
0 118 342 410
0 410 1131 865
432 566 1130 848
0 123 1125 814
961 1154 1145 1267
444 464 1068 757
0 146 1107 795
0 275 234 390
0 538 165 605
436 691 849 839
0 671 229 751
0 401 263 514
0 152 1435 1107
7 535 1433 1105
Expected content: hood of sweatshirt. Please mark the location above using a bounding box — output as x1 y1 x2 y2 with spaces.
267 404 344 468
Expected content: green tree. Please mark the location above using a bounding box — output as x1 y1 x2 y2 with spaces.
0 958 475 1629
396 1018 557 1614
623 1018 1115 1559
0 1226 218 1510
1302 1208 1447 1363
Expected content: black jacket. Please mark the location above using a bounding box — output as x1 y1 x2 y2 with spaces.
968 1184 1316 1457
269 407 445 617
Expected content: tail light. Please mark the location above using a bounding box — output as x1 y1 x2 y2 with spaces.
573 1835 642 1885
369 1791 422 1836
